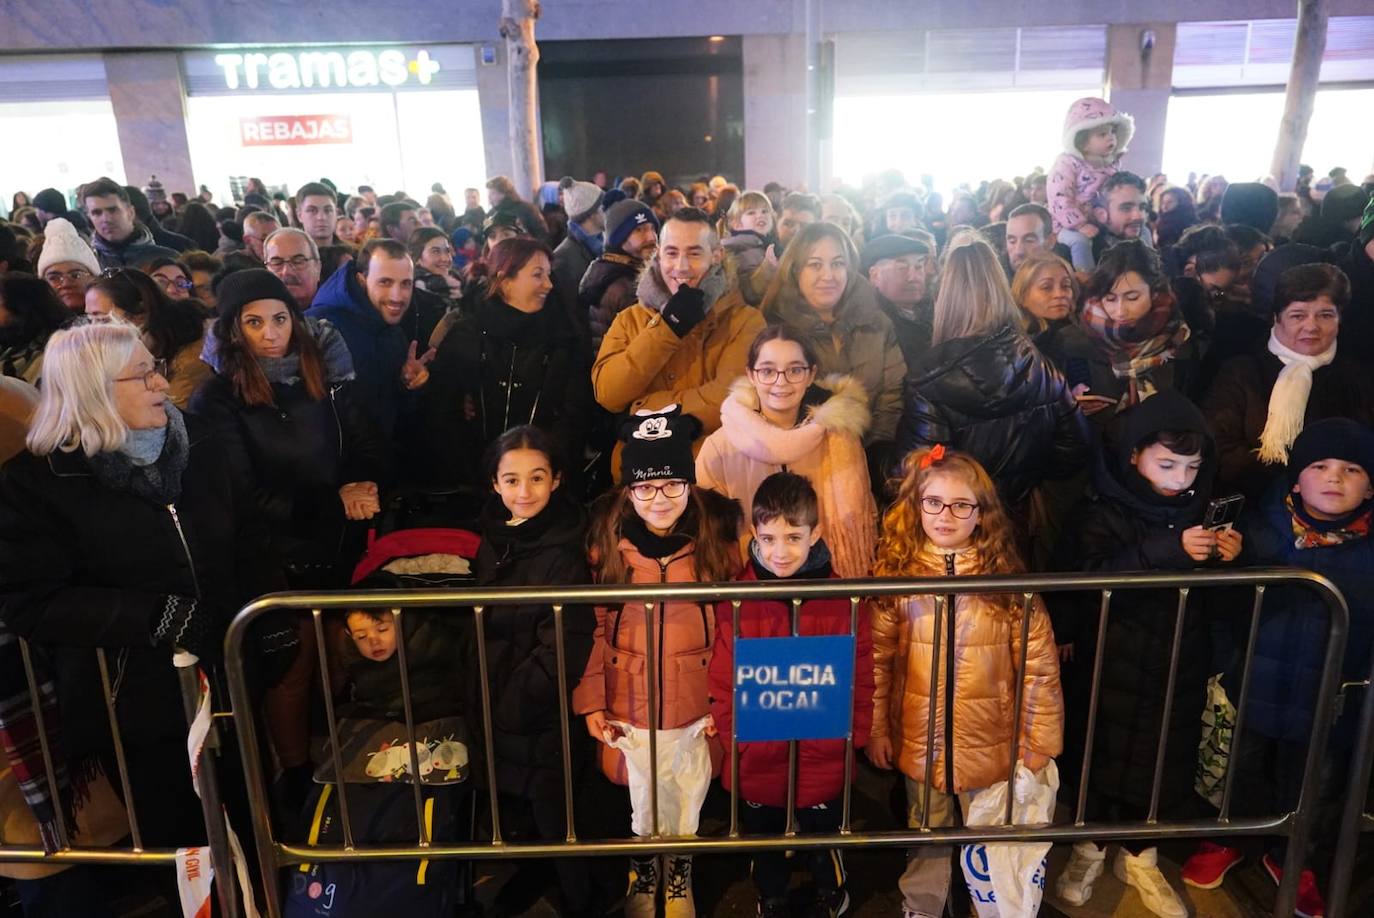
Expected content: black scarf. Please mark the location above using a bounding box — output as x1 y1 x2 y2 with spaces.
87 405 190 504
749 537 834 581
479 296 543 345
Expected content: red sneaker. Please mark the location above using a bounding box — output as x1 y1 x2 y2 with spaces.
1261 854 1327 918
1181 842 1243 889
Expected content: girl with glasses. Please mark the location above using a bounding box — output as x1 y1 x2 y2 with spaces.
696 325 878 578
869 445 1063 918
83 268 210 409
574 407 742 918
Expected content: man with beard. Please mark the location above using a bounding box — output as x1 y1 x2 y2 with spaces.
1091 171 1152 263
864 234 936 367
78 177 178 269
582 198 661 357
593 207 765 463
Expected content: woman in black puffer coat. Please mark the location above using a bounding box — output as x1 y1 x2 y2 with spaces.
189 269 389 587
472 426 598 915
896 232 1089 512
424 238 594 491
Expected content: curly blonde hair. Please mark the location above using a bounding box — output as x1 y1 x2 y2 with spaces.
875 446 1026 619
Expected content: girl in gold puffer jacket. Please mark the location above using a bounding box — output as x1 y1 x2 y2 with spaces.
868 446 1063 918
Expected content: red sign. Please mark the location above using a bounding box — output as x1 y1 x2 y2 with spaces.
239 114 352 146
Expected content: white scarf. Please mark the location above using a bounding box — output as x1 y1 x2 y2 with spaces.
1257 329 1336 465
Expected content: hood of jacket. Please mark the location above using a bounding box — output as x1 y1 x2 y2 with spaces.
765 274 890 339
635 259 734 314
309 261 384 324
1093 389 1217 523
1061 96 1134 159
718 373 871 467
908 324 1060 419
580 252 641 303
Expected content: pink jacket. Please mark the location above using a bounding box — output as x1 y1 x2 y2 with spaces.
695 375 878 578
1047 97 1135 233
573 538 735 784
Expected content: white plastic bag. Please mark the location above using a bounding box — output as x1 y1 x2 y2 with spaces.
607 716 712 836
960 761 1058 918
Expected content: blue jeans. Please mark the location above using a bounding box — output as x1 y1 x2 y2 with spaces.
1058 227 1096 270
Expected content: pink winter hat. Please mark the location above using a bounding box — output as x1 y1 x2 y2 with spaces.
1062 97 1135 156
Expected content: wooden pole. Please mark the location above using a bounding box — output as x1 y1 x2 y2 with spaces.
1270 0 1328 192
500 0 543 197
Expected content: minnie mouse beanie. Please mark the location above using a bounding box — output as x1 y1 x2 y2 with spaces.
620 405 701 485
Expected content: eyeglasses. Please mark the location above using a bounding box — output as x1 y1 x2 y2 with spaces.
750 365 813 384
629 480 689 501
42 268 94 286
153 275 193 292
114 358 168 391
919 497 979 519
265 255 318 271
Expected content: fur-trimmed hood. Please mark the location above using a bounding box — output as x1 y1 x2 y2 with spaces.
1062 96 1134 160
718 373 871 466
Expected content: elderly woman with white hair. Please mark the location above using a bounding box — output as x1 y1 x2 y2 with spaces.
0 320 287 906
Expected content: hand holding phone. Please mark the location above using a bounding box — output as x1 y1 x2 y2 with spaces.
1204 494 1245 532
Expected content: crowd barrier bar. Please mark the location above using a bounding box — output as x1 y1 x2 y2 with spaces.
1327 613 1374 916
0 643 239 917
224 568 1347 918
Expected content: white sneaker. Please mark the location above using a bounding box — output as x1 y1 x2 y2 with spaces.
1055 841 1106 906
1113 846 1189 918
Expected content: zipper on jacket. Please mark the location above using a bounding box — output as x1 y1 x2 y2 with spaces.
167 503 202 600
943 552 956 799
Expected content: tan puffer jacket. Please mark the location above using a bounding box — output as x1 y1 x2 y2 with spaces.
695 374 877 578
870 547 1063 792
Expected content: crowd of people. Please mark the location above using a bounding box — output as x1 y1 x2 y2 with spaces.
1 93 1373 918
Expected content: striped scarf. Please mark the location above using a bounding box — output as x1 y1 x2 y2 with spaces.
0 621 75 852
1078 291 1191 407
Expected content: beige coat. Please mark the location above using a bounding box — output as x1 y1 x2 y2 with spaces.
870 547 1063 792
695 374 877 578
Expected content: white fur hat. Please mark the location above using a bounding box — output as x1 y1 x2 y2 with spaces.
36 218 100 276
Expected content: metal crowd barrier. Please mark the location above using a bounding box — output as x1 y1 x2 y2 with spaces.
0 644 240 917
1329 621 1374 917
222 568 1351 918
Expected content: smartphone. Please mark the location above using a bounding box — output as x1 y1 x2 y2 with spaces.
1204 494 1245 531
1065 357 1092 391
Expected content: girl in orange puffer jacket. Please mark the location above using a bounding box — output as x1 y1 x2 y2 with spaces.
572 406 742 918
868 446 1063 918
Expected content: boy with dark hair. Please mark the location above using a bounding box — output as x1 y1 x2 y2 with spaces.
708 472 874 918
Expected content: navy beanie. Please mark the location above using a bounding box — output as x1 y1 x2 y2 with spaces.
604 200 660 253
1287 418 1374 484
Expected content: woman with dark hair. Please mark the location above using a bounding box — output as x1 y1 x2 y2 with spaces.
0 273 72 382
144 256 195 301
1154 186 1199 249
175 201 221 253
179 251 223 308
1069 239 1208 428
84 269 211 407
1204 256 1374 500
760 221 906 446
408 226 462 308
425 236 594 489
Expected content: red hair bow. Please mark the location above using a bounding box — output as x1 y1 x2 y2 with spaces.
920 444 946 468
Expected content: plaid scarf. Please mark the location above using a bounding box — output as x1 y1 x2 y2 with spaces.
1078 291 1191 407
1287 494 1373 550
0 621 75 852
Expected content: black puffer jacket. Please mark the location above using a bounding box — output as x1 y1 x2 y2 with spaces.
582 253 642 359
340 610 471 724
0 417 277 756
472 491 595 798
1050 392 1224 811
189 376 389 581
424 296 594 487
895 323 1090 506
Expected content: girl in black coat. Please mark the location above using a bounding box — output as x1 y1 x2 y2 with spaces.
1049 391 1242 915
473 425 598 915
424 237 594 491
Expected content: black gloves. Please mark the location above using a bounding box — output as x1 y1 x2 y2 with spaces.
660 284 706 338
152 594 218 661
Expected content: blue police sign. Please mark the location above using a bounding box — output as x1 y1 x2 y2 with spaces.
734 635 856 742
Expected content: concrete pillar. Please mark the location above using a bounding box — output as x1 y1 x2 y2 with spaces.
103 52 196 195
475 43 514 183
743 33 808 190
1105 23 1177 180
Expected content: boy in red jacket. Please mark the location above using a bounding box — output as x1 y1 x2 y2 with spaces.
708 472 875 918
